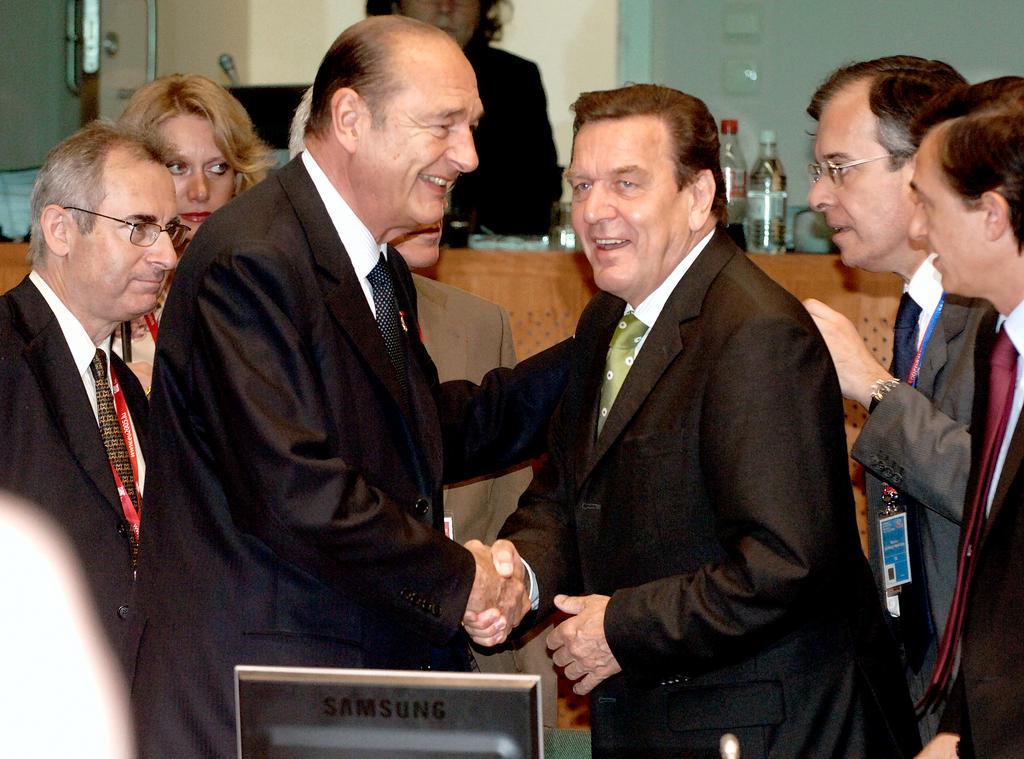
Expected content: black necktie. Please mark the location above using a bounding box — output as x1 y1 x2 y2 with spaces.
367 253 409 393
892 292 923 381
886 292 933 671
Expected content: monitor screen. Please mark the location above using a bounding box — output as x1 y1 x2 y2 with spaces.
236 665 543 759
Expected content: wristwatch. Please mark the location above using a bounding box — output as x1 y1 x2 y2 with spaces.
869 377 900 410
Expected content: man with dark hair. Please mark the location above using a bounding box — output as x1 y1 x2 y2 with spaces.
497 83 919 758
367 0 561 235
130 16 566 759
801 56 990 742
909 76 1024 759
0 120 180 668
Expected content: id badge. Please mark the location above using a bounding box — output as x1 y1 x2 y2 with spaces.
879 512 912 590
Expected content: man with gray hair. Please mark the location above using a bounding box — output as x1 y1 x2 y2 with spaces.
802 57 990 741
0 120 181 670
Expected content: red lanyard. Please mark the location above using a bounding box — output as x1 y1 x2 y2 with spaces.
143 312 159 343
108 363 141 543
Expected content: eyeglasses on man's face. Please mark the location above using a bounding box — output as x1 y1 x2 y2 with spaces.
64 206 191 248
806 155 892 187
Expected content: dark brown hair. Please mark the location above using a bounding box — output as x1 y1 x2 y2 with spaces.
307 16 446 137
807 56 965 169
912 76 1024 247
571 84 727 224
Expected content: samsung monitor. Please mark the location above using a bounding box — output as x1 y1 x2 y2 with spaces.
236 665 543 759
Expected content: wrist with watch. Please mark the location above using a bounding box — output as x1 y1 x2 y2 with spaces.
868 377 900 411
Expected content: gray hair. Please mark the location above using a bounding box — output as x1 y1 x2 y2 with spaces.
289 86 314 159
29 120 169 266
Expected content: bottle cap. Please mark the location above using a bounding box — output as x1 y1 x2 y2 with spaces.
760 129 776 144
721 119 738 134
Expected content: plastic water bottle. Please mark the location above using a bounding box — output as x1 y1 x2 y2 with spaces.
746 129 787 254
719 119 747 250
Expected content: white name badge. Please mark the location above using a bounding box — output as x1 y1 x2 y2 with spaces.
879 512 912 590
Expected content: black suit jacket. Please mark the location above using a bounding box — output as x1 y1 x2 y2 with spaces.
130 156 568 759
0 276 147 670
938 310 1024 758
502 230 920 758
453 41 562 235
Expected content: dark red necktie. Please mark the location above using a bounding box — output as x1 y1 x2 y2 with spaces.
919 327 1018 708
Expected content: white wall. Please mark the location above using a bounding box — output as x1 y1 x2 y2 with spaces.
240 0 618 174
625 0 1024 219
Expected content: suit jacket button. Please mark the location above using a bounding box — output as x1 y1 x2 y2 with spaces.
117 523 128 536
117 604 130 619
414 498 430 516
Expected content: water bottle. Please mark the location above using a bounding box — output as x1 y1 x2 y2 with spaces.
719 119 747 250
745 129 787 254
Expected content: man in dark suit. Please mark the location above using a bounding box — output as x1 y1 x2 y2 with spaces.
801 57 991 741
910 76 1024 759
366 0 562 235
0 121 180 669
131 16 565 759
496 84 919 757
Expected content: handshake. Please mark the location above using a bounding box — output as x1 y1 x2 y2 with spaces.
461 539 532 647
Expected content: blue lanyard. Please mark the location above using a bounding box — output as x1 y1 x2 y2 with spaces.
906 293 945 387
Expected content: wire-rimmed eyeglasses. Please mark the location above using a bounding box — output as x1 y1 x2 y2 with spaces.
807 155 892 186
64 206 191 248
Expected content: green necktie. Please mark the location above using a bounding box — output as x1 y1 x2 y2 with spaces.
597 312 648 436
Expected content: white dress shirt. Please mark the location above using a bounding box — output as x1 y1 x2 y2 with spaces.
29 270 146 491
986 303 1024 516
905 253 946 354
302 150 387 316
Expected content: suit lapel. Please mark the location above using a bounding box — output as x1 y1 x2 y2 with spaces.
915 295 972 395
7 279 122 516
277 159 416 421
585 229 737 472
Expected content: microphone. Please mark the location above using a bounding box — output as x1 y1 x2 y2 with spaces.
219 54 240 86
720 732 740 759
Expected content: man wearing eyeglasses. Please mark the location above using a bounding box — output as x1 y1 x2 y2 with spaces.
801 56 993 742
0 120 179 673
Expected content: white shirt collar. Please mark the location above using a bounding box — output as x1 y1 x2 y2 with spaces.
906 254 945 317
1000 300 1024 358
301 151 386 288
29 270 100 376
630 228 715 329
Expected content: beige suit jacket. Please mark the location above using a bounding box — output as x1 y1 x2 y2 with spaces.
413 274 557 727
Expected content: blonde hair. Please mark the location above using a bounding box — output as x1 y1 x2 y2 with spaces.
119 74 274 195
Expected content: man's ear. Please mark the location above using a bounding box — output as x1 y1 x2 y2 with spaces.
329 87 370 155
979 189 1012 244
39 204 75 259
687 169 716 230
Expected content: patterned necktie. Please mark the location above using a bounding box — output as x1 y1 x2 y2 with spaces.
90 348 141 516
597 313 648 436
367 253 409 394
920 326 1018 707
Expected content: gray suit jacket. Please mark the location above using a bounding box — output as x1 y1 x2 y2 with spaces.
852 293 992 721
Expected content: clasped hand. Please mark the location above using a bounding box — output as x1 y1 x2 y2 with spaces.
462 539 531 647
547 594 622 695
